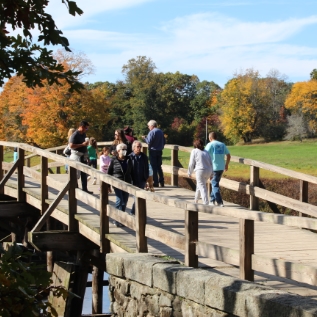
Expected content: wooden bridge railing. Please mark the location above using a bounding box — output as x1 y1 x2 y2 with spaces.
1 141 317 288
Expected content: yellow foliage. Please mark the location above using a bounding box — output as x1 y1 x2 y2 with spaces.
285 80 317 132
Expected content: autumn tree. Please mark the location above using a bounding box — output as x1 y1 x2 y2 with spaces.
219 70 262 143
285 80 317 134
0 76 29 142
0 51 111 147
220 69 290 143
0 0 84 91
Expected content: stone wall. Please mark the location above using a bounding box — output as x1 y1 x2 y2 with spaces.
106 253 317 317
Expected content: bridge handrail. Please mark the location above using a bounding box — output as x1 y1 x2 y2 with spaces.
0 141 315 225
2 141 317 287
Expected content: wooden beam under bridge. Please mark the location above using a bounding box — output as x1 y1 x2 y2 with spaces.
0 201 35 218
28 230 99 252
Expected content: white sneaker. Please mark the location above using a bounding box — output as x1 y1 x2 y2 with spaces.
220 204 224 207
92 179 96 185
87 176 91 181
209 201 215 206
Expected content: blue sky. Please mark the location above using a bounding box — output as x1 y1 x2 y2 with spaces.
47 0 317 87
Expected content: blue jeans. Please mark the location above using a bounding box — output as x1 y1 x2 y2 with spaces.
210 170 224 204
130 180 146 215
113 187 129 212
149 150 164 185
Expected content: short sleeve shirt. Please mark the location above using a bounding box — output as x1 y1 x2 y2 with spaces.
69 130 87 154
205 140 230 171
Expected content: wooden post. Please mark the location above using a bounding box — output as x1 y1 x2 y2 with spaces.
136 197 148 253
56 149 62 174
299 180 308 217
68 166 78 232
46 220 54 273
72 251 90 317
100 181 110 254
171 146 178 187
250 166 259 210
92 250 103 314
185 209 198 268
17 148 25 202
142 145 148 156
41 156 49 215
239 219 254 281
0 145 3 195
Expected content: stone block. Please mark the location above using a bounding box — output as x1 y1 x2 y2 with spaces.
245 290 317 317
160 307 173 317
125 299 138 317
172 296 183 317
145 294 160 315
153 263 192 294
130 279 157 300
159 292 174 307
205 272 275 316
106 253 148 277
177 268 212 305
124 254 172 287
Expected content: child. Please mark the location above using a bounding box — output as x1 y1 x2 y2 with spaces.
100 146 112 193
87 137 98 185
146 163 155 192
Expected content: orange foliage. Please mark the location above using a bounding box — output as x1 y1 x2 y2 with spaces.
0 76 111 147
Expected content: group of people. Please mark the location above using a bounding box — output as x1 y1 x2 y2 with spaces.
188 132 231 206
65 119 230 227
65 119 166 227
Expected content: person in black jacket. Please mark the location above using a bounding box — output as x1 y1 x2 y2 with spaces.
108 143 133 227
129 140 149 215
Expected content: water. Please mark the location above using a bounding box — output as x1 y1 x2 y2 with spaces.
82 273 111 314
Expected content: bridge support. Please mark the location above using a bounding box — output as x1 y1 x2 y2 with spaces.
239 219 254 281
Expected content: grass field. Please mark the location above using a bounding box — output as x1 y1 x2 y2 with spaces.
4 139 317 180
163 139 317 180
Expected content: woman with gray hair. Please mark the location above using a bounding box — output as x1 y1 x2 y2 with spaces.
108 143 134 227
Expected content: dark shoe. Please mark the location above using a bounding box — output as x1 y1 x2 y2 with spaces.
83 189 93 194
112 220 125 227
160 183 164 188
153 183 159 187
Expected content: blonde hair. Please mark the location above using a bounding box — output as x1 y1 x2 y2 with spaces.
67 128 76 139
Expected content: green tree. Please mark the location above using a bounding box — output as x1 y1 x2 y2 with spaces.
0 243 71 317
310 69 317 80
122 56 160 135
0 0 83 91
190 80 221 121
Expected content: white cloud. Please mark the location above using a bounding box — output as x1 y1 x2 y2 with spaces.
46 0 154 29
63 12 317 85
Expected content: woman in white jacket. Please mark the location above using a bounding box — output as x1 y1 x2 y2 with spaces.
188 139 213 205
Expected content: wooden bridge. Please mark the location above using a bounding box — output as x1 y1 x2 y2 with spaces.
1 141 317 315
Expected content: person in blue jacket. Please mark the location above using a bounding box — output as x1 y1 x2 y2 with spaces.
142 120 165 187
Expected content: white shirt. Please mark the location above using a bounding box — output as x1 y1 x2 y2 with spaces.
188 148 213 176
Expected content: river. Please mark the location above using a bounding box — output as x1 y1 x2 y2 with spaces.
82 273 111 314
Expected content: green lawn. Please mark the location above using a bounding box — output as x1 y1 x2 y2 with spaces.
4 139 317 180
163 139 317 179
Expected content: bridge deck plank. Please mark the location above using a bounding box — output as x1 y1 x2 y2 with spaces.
4 174 317 298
